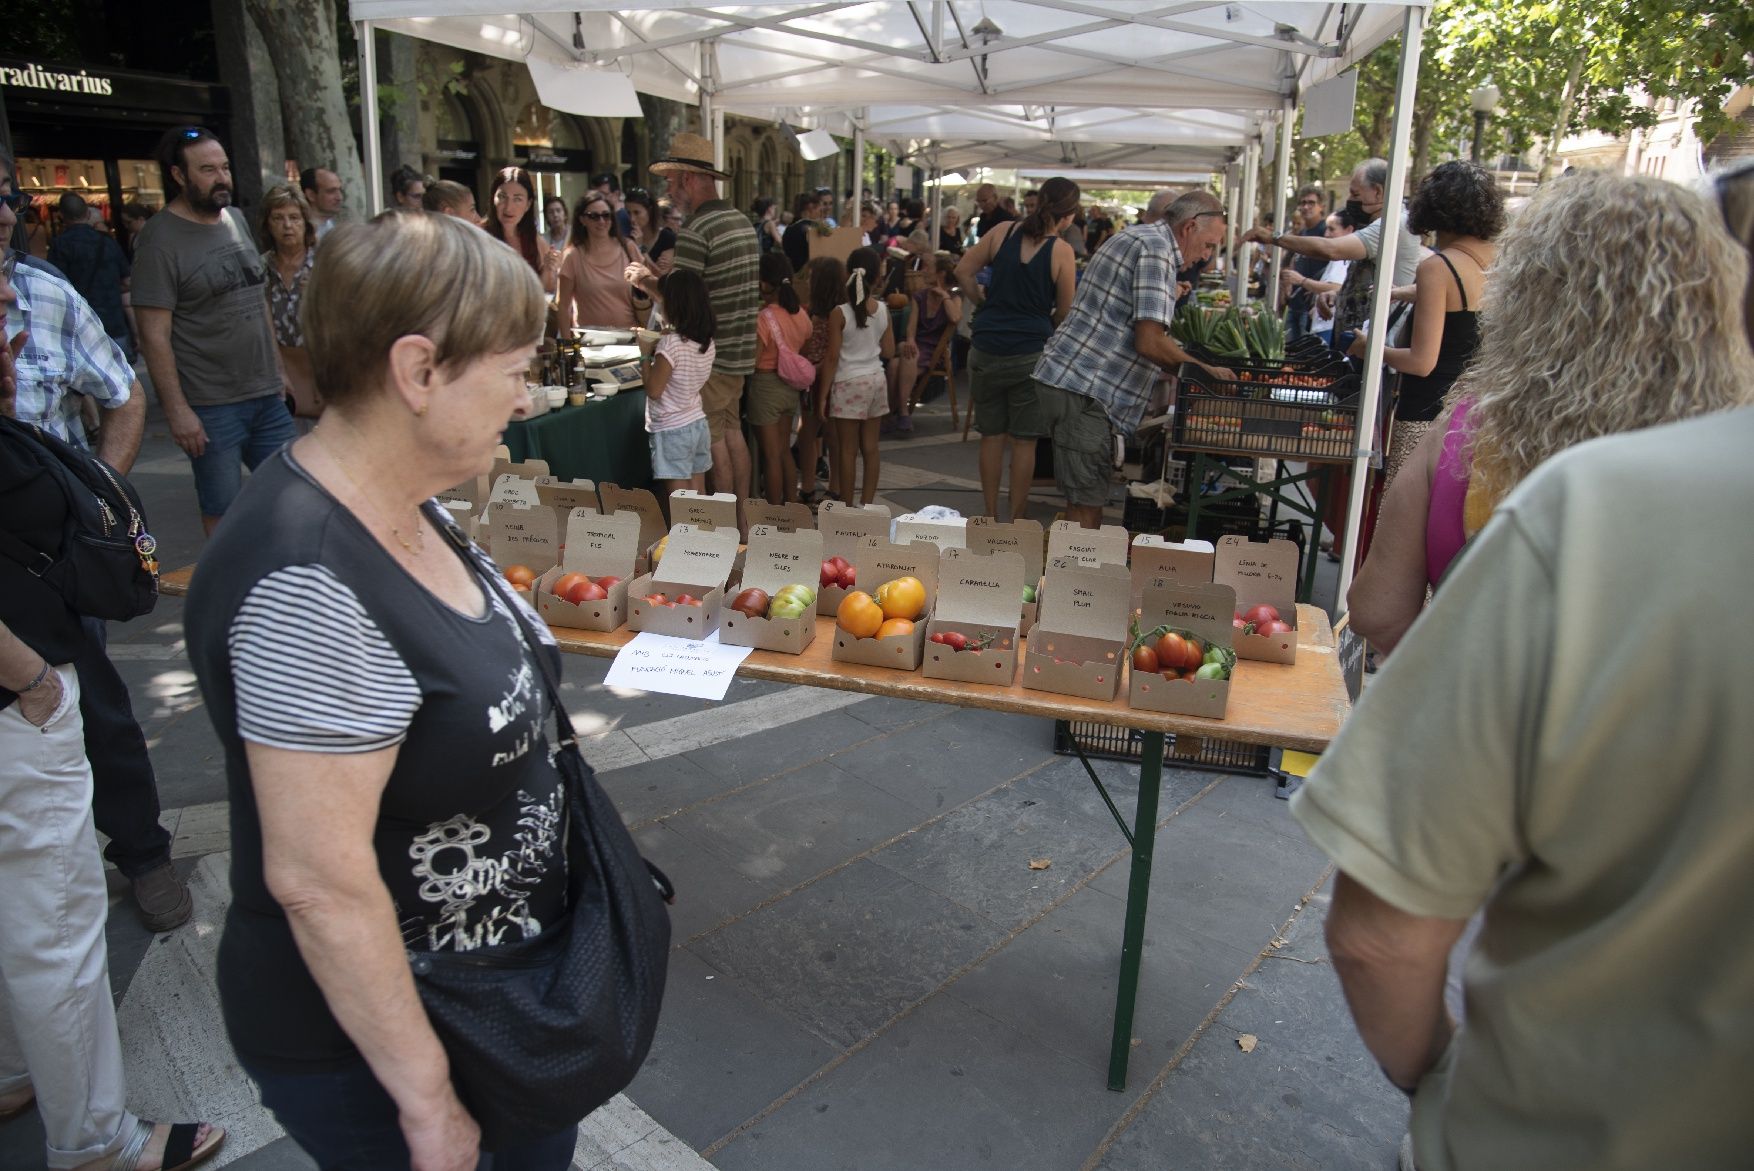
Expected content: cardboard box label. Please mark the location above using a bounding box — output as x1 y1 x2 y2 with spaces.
1213 535 1297 614
1130 534 1215 610
670 489 740 534
485 501 558 571
966 517 1045 579
744 500 815 532
818 500 891 558
740 526 825 595
1048 520 1129 568
852 537 941 602
489 456 550 485
536 480 599 521
598 482 667 553
892 513 967 550
1039 559 1131 641
652 525 739 592
935 546 1024 627
488 475 542 508
560 509 642 577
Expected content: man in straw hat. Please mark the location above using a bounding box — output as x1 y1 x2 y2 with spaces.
631 132 759 528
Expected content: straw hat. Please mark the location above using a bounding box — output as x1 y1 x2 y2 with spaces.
649 132 729 180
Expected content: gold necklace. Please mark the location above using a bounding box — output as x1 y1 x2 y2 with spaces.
314 428 427 555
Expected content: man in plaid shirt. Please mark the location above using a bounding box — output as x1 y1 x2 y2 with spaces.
1034 190 1232 526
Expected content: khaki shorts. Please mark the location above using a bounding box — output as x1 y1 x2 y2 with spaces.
1035 383 1115 509
748 370 802 427
969 347 1047 439
700 370 747 443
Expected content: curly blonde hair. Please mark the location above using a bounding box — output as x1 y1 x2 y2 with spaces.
1451 171 1754 505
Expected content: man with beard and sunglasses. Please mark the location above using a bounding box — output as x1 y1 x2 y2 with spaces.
133 127 294 536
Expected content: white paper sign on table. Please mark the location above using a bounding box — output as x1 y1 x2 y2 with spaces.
603 631 754 700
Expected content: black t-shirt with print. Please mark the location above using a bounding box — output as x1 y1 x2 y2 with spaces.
186 449 569 1071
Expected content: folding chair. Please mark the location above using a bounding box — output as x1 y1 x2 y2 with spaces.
906 330 957 434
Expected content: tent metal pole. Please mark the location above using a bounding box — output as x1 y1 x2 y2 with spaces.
1267 97 1294 310
1336 3 1425 610
1223 163 1240 284
927 145 943 242
852 109 866 220
1235 144 1257 304
712 106 726 174
357 20 383 215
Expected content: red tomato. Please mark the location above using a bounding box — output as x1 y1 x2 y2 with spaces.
503 564 536 589
1256 619 1293 637
562 579 598 605
1154 632 1203 672
941 631 968 652
730 587 770 618
553 572 590 598
643 592 669 606
929 632 947 644
1242 604 1281 627
1131 645 1160 674
596 576 621 591
577 582 609 602
821 559 839 587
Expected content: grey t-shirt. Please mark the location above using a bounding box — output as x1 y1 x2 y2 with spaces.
1336 215 1424 337
131 206 281 406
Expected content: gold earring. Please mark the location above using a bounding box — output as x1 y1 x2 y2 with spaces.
415 403 428 418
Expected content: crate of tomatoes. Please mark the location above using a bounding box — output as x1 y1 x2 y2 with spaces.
1173 361 1358 462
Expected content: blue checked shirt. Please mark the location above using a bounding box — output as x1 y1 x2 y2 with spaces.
8 263 135 450
1033 222 1182 437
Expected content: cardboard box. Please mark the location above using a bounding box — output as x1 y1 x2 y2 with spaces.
669 489 740 536
599 482 667 576
966 517 1045 635
717 526 823 654
1046 520 1130 569
744 499 815 532
1128 583 1237 719
816 500 891 616
921 547 1025 687
484 501 559 576
536 509 642 632
830 538 939 671
1022 559 1131 701
535 480 599 542
892 512 967 551
625 526 739 639
488 455 551 485
1129 535 1215 614
1214 534 1299 663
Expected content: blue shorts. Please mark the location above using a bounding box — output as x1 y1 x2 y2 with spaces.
189 394 298 518
649 417 712 480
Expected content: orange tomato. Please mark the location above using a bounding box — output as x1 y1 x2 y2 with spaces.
504 564 536 588
836 591 885 639
874 575 926 621
876 618 914 640
553 572 590 597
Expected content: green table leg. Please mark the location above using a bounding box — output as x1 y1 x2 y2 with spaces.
1107 728 1165 1091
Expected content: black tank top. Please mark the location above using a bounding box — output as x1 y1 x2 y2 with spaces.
1397 252 1482 422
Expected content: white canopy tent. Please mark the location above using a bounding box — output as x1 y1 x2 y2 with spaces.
349 0 1430 611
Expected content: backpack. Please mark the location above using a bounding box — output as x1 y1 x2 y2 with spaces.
0 415 159 621
762 307 817 392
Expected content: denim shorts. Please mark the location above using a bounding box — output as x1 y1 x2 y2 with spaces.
649 417 712 480
189 394 298 518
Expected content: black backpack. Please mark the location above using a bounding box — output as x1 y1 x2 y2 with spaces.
0 415 159 621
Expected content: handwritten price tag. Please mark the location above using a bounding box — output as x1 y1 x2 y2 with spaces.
603 631 754 700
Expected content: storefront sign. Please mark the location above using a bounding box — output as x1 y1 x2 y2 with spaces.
0 55 222 119
0 61 113 96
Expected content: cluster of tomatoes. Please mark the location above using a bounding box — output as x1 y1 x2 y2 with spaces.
820 556 857 590
1131 626 1234 682
550 571 622 605
837 576 925 640
728 584 817 621
1235 604 1292 637
643 592 704 608
928 630 993 653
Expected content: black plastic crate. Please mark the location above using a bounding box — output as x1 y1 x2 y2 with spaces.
1173 386 1358 462
1124 491 1262 538
1053 720 1272 776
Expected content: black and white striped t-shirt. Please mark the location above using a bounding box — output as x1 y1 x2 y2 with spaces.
186 449 570 1071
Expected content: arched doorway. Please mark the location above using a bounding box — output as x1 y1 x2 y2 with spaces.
433 89 486 200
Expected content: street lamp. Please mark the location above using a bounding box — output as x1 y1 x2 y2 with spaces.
1471 82 1501 166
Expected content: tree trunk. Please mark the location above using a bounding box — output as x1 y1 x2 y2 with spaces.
247 0 367 220
639 91 693 199
1537 52 1586 184
1410 114 1435 187
211 0 285 211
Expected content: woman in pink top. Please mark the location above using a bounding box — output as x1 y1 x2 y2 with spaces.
1348 172 1754 655
557 192 643 332
750 252 814 506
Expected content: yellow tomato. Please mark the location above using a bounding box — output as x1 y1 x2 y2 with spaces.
876 618 914 640
836 591 885 639
874 576 926 621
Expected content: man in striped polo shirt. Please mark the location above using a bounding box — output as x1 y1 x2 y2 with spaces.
640 133 758 530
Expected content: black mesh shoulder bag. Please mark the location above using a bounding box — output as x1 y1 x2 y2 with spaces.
410 517 673 1150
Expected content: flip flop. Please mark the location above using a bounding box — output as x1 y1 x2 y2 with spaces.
88 1120 226 1171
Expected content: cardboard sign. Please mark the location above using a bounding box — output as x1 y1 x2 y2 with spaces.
922 547 1025 686
718 526 824 654
488 475 543 508
488 456 550 486
626 525 739 639
744 499 816 532
1129 582 1237 719
967 517 1044 634
536 480 599 532
1214 534 1299 664
892 512 967 551
670 489 740 535
1130 534 1215 613
598 482 667 572
816 500 892 616
807 224 865 265
437 474 488 508
485 501 559 574
831 538 939 671
1047 520 1129 569
1023 560 1131 701
537 509 642 632
604 631 753 701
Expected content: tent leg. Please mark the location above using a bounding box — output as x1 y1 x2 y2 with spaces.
1335 4 1426 608
357 20 383 216
927 146 943 242
1235 144 1258 305
1267 98 1295 311
852 111 866 220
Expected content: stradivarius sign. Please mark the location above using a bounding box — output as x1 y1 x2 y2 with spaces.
0 62 114 96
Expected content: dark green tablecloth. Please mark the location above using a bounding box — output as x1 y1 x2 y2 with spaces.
503 390 652 487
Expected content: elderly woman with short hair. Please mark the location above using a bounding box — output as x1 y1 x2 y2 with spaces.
186 212 591 1171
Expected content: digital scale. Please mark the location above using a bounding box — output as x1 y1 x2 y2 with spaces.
576 344 644 392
